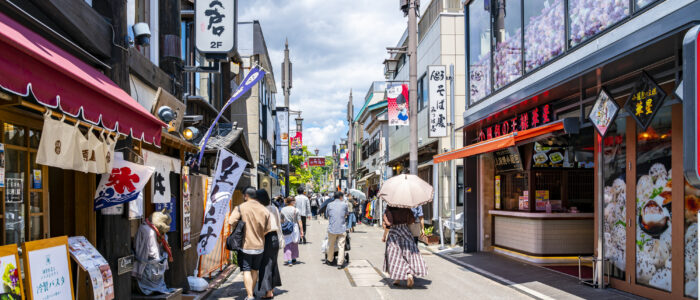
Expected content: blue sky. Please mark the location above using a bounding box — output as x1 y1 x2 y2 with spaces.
238 0 415 155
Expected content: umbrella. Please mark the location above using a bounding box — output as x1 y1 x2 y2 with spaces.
378 174 433 208
347 189 367 201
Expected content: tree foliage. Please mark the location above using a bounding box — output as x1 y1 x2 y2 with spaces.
289 146 335 194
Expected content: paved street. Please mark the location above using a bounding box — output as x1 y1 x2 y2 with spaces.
208 219 534 300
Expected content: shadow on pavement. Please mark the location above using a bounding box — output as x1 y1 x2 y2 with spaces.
380 277 432 290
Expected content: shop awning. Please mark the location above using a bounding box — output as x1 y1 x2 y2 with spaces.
357 172 378 183
0 12 165 146
433 119 578 164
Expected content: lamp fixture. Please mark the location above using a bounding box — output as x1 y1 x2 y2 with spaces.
183 126 200 141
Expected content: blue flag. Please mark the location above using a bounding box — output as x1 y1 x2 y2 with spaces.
197 66 266 165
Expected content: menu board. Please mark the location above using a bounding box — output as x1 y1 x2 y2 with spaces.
67 236 114 300
0 244 23 300
535 190 550 211
494 147 523 172
532 142 566 168
22 236 74 300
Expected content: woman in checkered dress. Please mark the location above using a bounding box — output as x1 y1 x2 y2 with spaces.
382 206 427 288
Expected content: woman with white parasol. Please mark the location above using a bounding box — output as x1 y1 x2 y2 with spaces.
379 174 431 288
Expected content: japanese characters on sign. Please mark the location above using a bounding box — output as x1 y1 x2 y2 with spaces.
290 132 303 156
387 84 410 126
428 65 448 137
477 104 553 142
307 157 326 167
624 71 667 130
68 236 114 300
23 237 74 300
493 147 523 172
195 0 235 53
182 166 192 250
589 88 620 137
143 150 181 204
197 149 247 255
94 157 155 210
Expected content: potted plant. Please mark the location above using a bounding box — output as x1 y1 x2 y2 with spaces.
419 225 440 245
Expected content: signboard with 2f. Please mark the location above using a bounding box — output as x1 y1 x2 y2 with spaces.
196 0 235 54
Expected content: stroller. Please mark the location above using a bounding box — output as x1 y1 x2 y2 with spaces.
321 230 351 265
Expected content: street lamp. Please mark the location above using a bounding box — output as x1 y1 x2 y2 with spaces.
314 149 319 156
383 58 399 79
295 117 303 132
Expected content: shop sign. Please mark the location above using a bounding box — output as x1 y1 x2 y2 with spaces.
143 150 180 204
182 166 192 250
683 25 700 188
197 149 247 255
67 236 114 300
624 71 667 130
589 88 620 136
23 236 74 300
195 0 235 54
387 84 410 126
117 255 134 276
308 157 325 167
477 104 553 142
493 147 523 172
428 65 448 137
494 175 501 210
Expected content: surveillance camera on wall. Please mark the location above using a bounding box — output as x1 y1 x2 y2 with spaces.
132 23 151 47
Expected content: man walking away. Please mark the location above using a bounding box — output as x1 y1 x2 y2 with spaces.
325 191 349 269
295 187 311 243
310 194 319 219
227 187 272 300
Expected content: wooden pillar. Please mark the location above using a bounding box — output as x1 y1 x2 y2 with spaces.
92 1 133 298
159 0 183 99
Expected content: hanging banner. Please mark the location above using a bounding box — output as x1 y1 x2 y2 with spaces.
182 166 192 250
387 84 409 126
276 145 288 165
197 149 247 255
198 66 266 165
22 236 74 300
339 149 349 170
94 157 155 210
277 109 289 146
428 65 448 137
308 157 325 167
67 236 114 300
143 150 180 204
290 132 303 156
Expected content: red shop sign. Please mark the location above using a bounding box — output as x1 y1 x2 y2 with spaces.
478 104 553 142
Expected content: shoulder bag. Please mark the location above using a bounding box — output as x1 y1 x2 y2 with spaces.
226 206 246 251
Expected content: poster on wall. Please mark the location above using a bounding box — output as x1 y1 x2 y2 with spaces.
0 144 5 188
428 65 447 137
32 170 41 189
94 157 155 210
154 197 177 233
197 149 247 255
67 236 114 300
182 166 191 250
494 175 501 210
0 244 24 300
22 236 74 300
589 88 619 136
387 84 409 126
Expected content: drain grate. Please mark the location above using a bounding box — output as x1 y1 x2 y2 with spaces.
343 259 386 287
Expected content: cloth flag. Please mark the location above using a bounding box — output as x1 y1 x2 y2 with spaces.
143 150 181 204
387 84 409 126
197 149 247 255
94 156 154 210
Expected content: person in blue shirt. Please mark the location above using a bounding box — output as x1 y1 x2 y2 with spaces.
411 205 425 245
324 192 349 269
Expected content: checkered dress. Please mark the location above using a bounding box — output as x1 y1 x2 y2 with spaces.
383 224 427 280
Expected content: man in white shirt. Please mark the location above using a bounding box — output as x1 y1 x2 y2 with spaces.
295 187 311 244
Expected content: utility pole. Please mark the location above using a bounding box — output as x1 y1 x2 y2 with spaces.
449 64 456 247
282 38 292 197
403 0 419 175
347 90 353 191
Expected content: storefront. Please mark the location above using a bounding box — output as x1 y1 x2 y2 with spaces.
452 0 700 298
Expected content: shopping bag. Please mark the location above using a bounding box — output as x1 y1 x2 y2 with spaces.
36 110 78 169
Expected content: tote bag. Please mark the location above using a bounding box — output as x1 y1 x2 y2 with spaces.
36 111 78 169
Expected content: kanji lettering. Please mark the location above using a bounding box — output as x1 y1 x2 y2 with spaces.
106 167 140 194
205 1 226 36
437 84 445 97
153 172 166 195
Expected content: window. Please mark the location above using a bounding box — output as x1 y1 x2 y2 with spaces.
635 0 659 10
468 0 491 104
417 75 428 111
457 166 464 206
492 0 522 89
568 0 629 47
524 0 565 72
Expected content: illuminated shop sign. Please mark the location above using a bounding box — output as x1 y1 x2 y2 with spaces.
478 104 553 142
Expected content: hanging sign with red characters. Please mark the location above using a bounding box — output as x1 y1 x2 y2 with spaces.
308 157 326 167
94 157 155 210
477 104 553 142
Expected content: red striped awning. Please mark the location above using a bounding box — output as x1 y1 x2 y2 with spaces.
0 12 165 145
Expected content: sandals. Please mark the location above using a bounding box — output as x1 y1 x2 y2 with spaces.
406 275 414 289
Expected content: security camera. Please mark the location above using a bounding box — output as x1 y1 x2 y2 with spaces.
132 23 151 47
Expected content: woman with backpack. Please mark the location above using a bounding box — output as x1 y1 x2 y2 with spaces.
280 197 304 266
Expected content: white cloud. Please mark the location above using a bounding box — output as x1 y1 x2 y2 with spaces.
238 0 407 155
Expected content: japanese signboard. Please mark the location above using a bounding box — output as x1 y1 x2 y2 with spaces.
182 166 192 250
143 150 180 204
23 236 73 300
308 157 326 167
94 157 155 210
0 244 24 300
493 147 523 172
428 65 448 137
278 108 289 146
477 104 553 142
387 84 409 126
195 0 235 54
589 88 619 137
197 149 247 255
290 132 303 156
67 236 114 300
624 71 667 130
683 25 700 188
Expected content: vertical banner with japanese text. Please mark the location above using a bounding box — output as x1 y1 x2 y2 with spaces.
197 149 247 255
278 109 289 146
428 65 448 137
182 166 192 250
387 84 409 126
143 150 181 204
